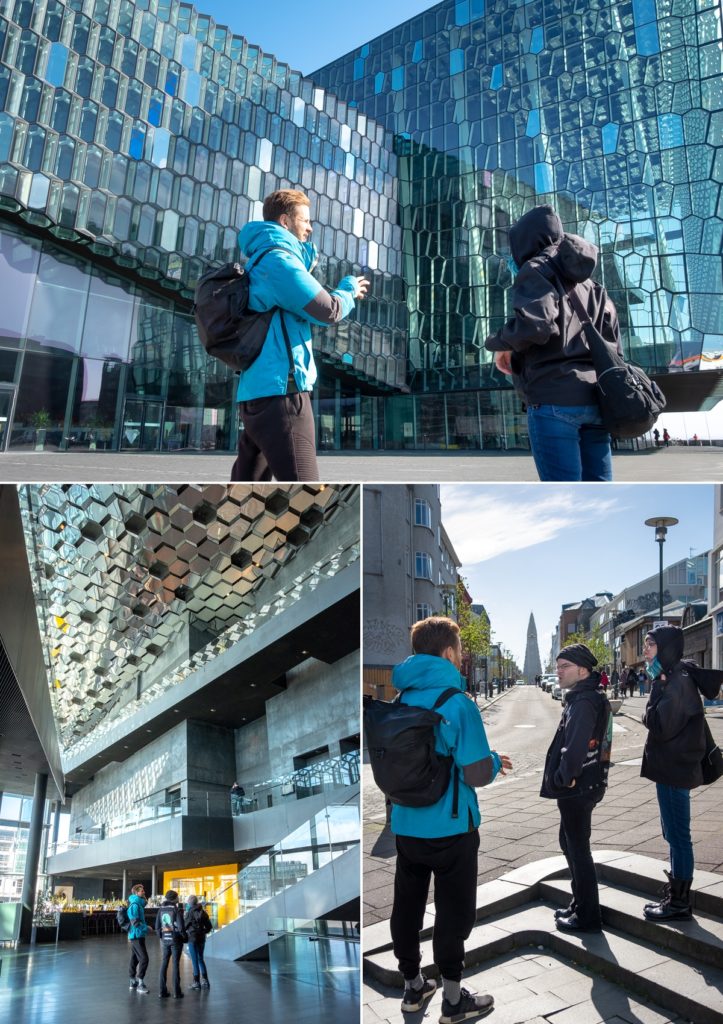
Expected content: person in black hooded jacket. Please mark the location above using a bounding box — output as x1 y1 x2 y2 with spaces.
485 204 621 482
641 625 723 921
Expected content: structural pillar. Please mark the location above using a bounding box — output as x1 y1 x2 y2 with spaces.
122 867 128 897
151 863 158 899
19 772 48 944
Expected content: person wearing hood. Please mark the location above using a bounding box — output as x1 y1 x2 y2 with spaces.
156 889 187 998
389 616 511 1023
541 644 612 933
485 204 621 481
231 188 369 482
641 626 723 921
127 883 150 994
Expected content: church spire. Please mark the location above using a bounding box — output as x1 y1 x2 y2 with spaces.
523 612 542 682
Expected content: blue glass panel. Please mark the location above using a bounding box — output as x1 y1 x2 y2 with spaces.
360 44 369 58
181 35 197 69
165 70 178 96
534 161 553 193
129 123 145 160
636 21 660 55
391 66 404 91
450 49 465 75
0 113 14 163
412 40 423 64
602 122 619 154
455 0 470 25
353 57 365 80
152 127 170 167
525 109 540 137
148 94 163 127
374 72 385 94
530 27 544 54
658 113 684 149
471 0 484 16
490 64 503 90
633 0 657 25
45 42 68 87
183 69 201 107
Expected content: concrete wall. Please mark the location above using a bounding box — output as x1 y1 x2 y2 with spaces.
234 650 359 783
69 719 236 830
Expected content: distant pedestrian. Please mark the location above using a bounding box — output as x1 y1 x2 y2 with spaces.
230 781 244 815
653 428 660 447
541 644 611 933
663 428 670 447
638 669 647 697
600 669 609 690
127 883 150 995
640 627 723 921
156 890 187 998
611 668 620 698
184 895 212 990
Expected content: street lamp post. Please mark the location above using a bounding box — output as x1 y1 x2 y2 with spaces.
644 516 679 621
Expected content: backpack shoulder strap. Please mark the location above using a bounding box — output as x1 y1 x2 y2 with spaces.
432 687 464 711
245 244 287 272
244 246 295 376
431 687 465 819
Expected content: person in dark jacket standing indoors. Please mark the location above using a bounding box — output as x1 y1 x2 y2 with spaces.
485 205 621 481
156 889 187 998
541 644 612 933
127 883 150 994
640 626 723 920
184 895 212 990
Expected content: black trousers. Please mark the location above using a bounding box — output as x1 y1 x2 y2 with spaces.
231 392 319 482
557 797 601 927
128 937 148 979
159 940 183 995
390 830 479 982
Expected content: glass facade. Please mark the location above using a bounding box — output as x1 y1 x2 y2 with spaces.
0 0 720 453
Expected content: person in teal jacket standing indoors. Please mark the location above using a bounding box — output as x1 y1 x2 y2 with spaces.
231 189 369 481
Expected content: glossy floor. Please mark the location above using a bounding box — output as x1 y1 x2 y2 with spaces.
0 934 359 1023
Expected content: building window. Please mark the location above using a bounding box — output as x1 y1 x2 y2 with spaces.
415 498 432 529
415 552 432 580
416 603 433 621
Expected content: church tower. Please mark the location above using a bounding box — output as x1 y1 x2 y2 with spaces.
523 612 542 682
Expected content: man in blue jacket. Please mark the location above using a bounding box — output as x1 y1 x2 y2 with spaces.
390 617 512 1023
127 883 150 994
231 189 369 482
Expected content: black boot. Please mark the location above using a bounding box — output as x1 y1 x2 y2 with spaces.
644 870 671 911
554 900 576 920
644 876 692 920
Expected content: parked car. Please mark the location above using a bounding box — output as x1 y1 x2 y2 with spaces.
552 682 562 700
541 674 557 692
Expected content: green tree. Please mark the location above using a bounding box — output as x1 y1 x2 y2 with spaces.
562 625 609 668
455 579 491 659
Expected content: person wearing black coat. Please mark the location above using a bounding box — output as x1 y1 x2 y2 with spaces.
641 625 723 921
540 644 612 934
156 890 187 998
485 204 621 481
184 895 212 989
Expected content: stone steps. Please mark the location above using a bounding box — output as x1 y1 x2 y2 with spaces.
363 851 723 1024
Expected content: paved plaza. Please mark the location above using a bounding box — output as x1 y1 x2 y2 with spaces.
363 686 723 1024
0 445 721 484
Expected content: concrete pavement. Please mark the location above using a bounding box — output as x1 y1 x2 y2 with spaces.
0 445 721 483
362 686 723 1024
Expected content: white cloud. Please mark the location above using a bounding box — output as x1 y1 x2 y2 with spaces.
441 485 621 565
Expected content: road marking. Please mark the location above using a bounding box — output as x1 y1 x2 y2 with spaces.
514 724 536 728
617 758 644 766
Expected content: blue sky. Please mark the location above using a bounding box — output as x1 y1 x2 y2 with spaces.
440 484 715 669
194 1 438 74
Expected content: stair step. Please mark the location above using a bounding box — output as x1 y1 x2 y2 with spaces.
541 877 723 969
364 902 723 1024
593 852 723 917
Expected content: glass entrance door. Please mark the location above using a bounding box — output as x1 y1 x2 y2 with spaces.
0 387 17 452
121 399 164 450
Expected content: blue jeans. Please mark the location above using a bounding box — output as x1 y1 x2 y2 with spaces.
656 783 693 880
527 404 612 481
187 937 208 979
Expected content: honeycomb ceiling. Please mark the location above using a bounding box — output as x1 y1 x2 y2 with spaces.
19 483 358 755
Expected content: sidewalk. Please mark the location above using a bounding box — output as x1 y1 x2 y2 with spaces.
363 702 723 1024
0 445 721 483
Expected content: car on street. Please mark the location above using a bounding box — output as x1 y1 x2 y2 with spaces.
552 682 562 700
541 674 557 692
515 678 526 686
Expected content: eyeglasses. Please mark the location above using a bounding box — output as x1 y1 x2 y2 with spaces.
643 639 657 649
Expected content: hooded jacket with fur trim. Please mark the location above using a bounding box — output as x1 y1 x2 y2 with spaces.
485 205 622 406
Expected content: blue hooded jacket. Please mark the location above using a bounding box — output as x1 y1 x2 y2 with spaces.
235 221 358 401
127 892 147 940
390 654 500 839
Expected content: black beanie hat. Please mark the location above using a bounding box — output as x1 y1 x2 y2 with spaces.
557 643 598 671
646 626 684 672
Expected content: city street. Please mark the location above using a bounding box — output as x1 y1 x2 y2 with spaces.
363 685 723 1024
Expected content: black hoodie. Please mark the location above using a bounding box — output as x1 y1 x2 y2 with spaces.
641 626 723 788
485 205 622 406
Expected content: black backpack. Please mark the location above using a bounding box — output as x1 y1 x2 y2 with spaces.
566 286 666 440
116 903 130 932
193 247 293 372
158 904 187 943
364 688 464 817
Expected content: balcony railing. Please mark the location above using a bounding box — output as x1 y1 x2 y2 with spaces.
49 751 360 854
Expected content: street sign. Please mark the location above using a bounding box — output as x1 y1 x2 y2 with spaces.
652 620 668 629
